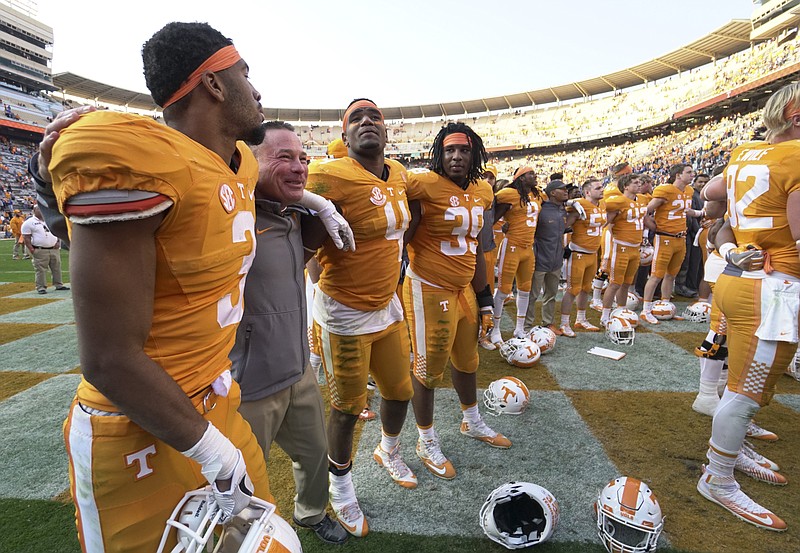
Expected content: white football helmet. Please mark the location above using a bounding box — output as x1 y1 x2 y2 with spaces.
610 307 639 328
786 346 800 382
500 338 541 368
606 316 635 345
639 244 654 266
480 481 559 549
626 292 641 311
596 476 663 553
156 487 301 553
484 377 531 416
526 326 557 355
683 301 711 323
651 300 676 321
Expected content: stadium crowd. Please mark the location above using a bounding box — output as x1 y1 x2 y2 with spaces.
3 18 799 553
295 34 799 153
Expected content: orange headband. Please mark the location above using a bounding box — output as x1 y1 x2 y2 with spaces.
342 100 383 132
162 45 242 109
513 166 533 180
613 165 632 177
443 132 471 147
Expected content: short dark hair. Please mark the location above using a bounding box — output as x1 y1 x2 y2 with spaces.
549 172 563 181
581 177 600 193
667 163 691 183
142 22 233 108
263 120 295 133
617 173 639 193
429 122 487 186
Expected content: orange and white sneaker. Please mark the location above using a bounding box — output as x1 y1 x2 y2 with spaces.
373 443 418 489
558 324 576 338
416 433 456 480
478 335 497 351
746 421 778 442
640 311 659 325
329 480 368 537
741 440 779 471
574 320 600 332
589 299 603 312
735 451 787 485
460 419 511 449
697 469 787 531
546 324 563 337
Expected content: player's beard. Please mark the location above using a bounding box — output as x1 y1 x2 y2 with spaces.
224 76 266 146
243 122 267 146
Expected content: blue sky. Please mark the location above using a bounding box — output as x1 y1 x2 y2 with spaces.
34 0 754 109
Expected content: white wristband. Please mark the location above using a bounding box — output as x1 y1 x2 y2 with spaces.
718 242 735 262
181 422 238 483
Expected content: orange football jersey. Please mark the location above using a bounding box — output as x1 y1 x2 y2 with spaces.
307 156 410 310
602 183 622 202
406 169 493 290
725 140 800 278
568 198 606 252
652 183 691 234
49 112 258 411
605 194 647 245
495 187 539 248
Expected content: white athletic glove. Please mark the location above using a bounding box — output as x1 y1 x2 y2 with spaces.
181 422 254 521
565 199 586 220
210 450 254 520
299 190 356 251
317 201 356 251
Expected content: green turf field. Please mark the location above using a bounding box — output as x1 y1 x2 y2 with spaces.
0 237 798 553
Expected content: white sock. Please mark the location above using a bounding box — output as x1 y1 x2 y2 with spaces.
560 314 570 326
697 380 719 398
601 308 611 324
417 425 436 441
699 358 724 386
591 279 604 302
380 430 399 452
706 389 758 477
643 301 653 314
576 309 587 323
706 441 737 478
329 470 356 506
462 404 481 424
493 291 508 319
515 291 530 330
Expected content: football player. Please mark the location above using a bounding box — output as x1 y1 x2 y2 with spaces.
304 99 414 537
560 177 605 335
600 174 648 326
640 164 705 324
591 162 630 310
697 82 800 531
47 23 273 552
489 167 542 342
404 123 510 481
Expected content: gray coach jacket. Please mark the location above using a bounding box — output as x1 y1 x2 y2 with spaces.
229 198 310 402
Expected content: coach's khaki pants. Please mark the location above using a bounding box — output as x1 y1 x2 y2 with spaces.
238 365 330 525
31 247 63 291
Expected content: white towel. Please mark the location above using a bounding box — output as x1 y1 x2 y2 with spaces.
755 277 800 342
211 370 232 397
